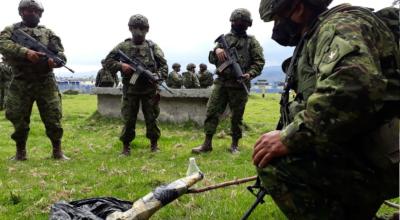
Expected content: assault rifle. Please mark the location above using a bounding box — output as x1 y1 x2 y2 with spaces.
11 29 74 73
115 49 173 94
241 177 268 220
214 34 249 94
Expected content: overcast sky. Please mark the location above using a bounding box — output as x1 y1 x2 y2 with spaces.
0 0 396 77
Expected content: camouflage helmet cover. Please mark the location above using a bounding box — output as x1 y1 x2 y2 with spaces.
128 14 149 28
259 0 332 22
199 63 207 69
172 63 181 68
187 63 196 70
18 0 44 13
230 8 253 26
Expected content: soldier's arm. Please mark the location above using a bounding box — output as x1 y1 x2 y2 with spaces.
153 43 168 80
0 26 29 59
47 29 66 62
104 42 125 74
280 15 388 153
247 37 265 78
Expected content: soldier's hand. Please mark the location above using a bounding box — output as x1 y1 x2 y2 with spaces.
243 73 251 80
26 49 45 64
252 130 289 168
48 58 58 68
215 48 227 62
121 63 133 75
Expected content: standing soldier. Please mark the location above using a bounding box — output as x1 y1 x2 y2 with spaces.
104 14 168 155
197 63 213 88
192 8 265 154
95 59 119 87
0 0 69 160
182 63 200 89
254 0 399 219
166 63 183 89
0 60 12 111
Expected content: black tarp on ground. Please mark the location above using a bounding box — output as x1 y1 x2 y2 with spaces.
50 197 133 220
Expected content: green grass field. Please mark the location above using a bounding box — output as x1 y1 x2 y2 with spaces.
0 94 397 219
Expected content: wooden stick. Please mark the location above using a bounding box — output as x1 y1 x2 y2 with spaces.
187 176 257 194
384 201 400 209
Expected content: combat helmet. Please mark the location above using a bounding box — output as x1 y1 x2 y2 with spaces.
128 14 149 28
230 8 253 26
172 63 181 69
259 0 332 22
187 63 196 70
18 0 44 13
199 63 207 69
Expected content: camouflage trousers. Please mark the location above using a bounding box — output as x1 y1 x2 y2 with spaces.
120 91 161 144
257 154 399 220
204 84 248 139
5 78 63 145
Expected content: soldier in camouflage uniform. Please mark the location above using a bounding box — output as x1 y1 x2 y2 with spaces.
95 59 119 87
0 0 69 160
104 14 168 155
0 61 13 111
182 63 200 89
197 63 213 88
254 0 400 219
192 8 265 154
166 63 182 89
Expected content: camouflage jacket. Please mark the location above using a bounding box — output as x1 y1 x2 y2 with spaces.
104 39 168 94
280 5 400 168
0 22 66 80
182 71 200 88
166 70 182 88
0 62 13 86
197 70 213 88
209 31 265 88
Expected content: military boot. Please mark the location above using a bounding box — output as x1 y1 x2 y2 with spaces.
12 143 27 161
192 135 213 154
52 140 70 160
229 138 240 154
150 139 159 152
121 143 131 156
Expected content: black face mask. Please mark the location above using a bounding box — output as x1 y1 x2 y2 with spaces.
22 14 40 27
231 24 248 36
271 17 302 46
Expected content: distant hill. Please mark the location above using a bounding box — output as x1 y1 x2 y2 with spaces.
257 66 285 83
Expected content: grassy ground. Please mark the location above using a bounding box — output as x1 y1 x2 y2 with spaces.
0 94 397 219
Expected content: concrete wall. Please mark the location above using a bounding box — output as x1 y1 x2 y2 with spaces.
93 87 221 125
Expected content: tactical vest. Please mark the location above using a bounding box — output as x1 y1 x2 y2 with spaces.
211 33 252 87
9 23 57 79
280 5 400 169
123 40 158 94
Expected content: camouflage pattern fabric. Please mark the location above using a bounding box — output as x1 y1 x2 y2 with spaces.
197 70 213 88
182 71 200 88
95 68 118 87
204 30 264 138
104 39 167 144
166 70 182 88
204 83 248 139
0 62 13 110
257 5 400 219
0 22 65 144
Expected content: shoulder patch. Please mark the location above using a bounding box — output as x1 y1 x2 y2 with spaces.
318 36 358 74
